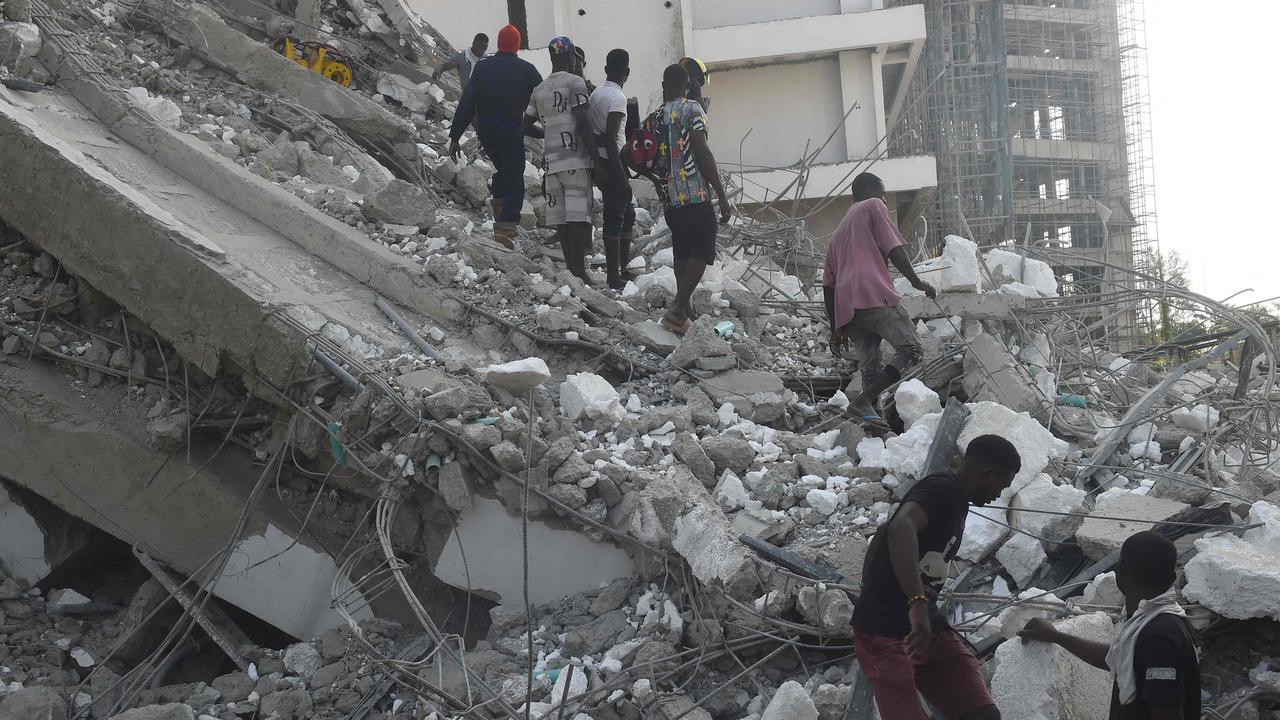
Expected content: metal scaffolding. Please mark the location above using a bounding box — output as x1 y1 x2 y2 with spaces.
889 0 1160 350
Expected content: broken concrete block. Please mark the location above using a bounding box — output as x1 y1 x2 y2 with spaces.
668 318 733 370
1075 493 1188 561
881 412 941 480
1010 473 1087 543
761 681 819 720
995 531 1046 589
713 471 749 512
146 413 189 453
698 371 788 425
482 357 551 394
0 21 40 77
454 163 491 206
626 320 681 354
1171 404 1220 432
672 432 715 487
701 434 755 474
991 611 1114 720
111 702 197 720
283 642 321 679
805 489 842 516
939 235 981 292
422 386 468 420
959 401 1068 487
984 248 1058 298
362 179 437 229
1183 501 1280 621
960 507 1008 562
1081 571 1123 608
438 462 472 512
894 378 941 429
796 585 854 633
560 373 623 426
963 335 1046 417
672 503 755 597
0 686 66 720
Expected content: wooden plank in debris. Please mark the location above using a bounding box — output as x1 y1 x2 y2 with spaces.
134 549 252 672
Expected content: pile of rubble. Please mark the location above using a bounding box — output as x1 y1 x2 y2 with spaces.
3 0 1280 717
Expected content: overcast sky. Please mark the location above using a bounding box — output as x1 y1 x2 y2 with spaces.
1145 1 1280 306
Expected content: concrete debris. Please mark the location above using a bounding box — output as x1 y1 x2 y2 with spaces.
1184 501 1280 621
0 0 1272 716
991 612 1114 720
482 357 551 393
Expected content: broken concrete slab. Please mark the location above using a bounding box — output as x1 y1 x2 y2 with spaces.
1183 500 1280 621
434 497 633 606
362 179 437 229
699 370 789 424
148 3 414 146
963 333 1047 418
959 402 1068 488
991 611 1114 720
672 503 756 598
627 320 681 354
899 292 1025 321
761 680 818 720
1075 493 1189 561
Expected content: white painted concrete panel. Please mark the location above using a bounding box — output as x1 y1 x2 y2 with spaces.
692 5 925 66
691 0 839 30
434 498 635 607
217 524 373 640
0 485 51 584
738 155 937 203
708 58 847 169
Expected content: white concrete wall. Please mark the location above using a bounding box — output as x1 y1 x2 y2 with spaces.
708 58 848 169
434 498 634 606
407 1 510 51
837 50 880 159
0 484 52 584
691 0 839 30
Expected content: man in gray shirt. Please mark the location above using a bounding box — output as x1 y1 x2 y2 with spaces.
433 33 489 89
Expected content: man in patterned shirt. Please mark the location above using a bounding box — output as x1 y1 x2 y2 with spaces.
650 63 731 335
524 37 601 283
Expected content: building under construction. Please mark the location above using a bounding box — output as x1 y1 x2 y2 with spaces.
889 0 1159 349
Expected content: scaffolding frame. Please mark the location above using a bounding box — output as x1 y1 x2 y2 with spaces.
890 0 1160 350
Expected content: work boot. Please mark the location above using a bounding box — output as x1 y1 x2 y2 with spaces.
489 197 503 221
493 221 517 250
604 236 625 290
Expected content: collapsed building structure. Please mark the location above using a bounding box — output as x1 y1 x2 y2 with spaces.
1 1 1279 720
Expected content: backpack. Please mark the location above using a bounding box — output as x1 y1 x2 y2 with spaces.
625 107 666 177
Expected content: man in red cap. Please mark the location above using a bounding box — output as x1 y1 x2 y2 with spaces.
450 25 541 248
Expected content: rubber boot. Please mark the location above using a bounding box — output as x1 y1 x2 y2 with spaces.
603 236 624 290
618 231 637 282
494 221 517 250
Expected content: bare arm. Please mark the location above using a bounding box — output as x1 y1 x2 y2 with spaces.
888 246 935 298
523 114 543 139
689 129 730 222
432 57 459 80
1018 618 1111 670
572 105 600 165
885 502 933 658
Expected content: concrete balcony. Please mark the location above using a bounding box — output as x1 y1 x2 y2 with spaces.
737 154 936 203
692 4 925 69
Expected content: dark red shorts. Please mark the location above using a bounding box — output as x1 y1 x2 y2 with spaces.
853 628 994 720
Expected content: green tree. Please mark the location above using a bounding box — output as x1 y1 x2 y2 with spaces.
1148 250 1200 343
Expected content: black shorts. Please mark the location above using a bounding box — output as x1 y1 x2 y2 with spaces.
665 202 717 264
602 180 636 238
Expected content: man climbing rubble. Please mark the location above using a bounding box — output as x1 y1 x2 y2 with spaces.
432 32 489 89
449 24 542 249
639 63 731 335
1019 531 1201 720
523 36 601 285
823 171 935 428
853 434 1020 720
589 48 637 290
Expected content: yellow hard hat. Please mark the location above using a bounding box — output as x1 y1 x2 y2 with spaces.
679 56 709 86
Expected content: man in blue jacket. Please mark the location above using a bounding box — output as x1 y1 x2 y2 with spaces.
449 24 541 248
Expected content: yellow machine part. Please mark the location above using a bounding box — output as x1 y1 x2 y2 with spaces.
271 37 353 88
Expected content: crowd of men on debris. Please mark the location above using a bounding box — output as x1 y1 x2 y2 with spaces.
433 23 1202 720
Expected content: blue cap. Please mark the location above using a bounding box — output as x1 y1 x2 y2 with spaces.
548 36 575 55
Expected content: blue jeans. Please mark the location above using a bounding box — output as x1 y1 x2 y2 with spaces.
481 133 525 222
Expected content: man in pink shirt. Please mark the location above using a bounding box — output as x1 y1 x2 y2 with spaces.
823 173 935 426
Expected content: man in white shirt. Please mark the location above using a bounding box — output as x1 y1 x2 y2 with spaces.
433 33 489 89
588 49 635 290
524 36 601 283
